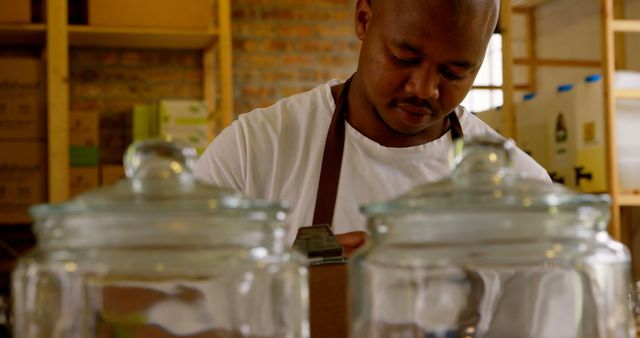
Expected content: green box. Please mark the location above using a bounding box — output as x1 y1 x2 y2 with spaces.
70 146 99 167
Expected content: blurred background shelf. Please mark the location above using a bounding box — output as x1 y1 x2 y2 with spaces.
68 25 219 49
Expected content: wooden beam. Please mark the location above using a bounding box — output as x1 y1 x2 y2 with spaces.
612 19 640 32
512 0 551 11
68 25 218 49
46 0 69 202
619 194 640 207
615 89 640 99
218 0 234 130
525 9 537 92
204 44 217 140
601 0 622 240
614 0 627 69
513 58 602 67
471 84 533 91
500 0 516 138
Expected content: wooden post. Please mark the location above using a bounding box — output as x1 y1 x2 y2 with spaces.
601 0 622 240
218 0 234 130
46 0 69 202
204 39 217 139
525 8 537 93
500 0 516 139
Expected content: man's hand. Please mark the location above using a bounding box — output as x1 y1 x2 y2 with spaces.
335 231 368 257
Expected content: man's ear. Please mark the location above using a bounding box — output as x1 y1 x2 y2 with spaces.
355 0 372 41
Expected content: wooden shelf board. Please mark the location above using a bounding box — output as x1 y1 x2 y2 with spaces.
514 58 602 68
0 23 46 45
619 193 640 206
614 89 640 99
512 0 551 10
612 19 640 33
68 25 218 49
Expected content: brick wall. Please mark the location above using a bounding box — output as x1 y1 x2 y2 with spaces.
70 48 203 164
231 0 360 115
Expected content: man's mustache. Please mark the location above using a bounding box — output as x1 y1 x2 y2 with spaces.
395 98 437 112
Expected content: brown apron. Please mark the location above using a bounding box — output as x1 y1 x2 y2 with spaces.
308 75 464 338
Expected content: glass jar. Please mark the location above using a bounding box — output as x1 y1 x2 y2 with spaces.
351 135 634 338
12 140 308 338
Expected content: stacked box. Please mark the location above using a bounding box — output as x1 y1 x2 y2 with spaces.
69 167 100 197
0 0 30 23
0 58 46 223
0 142 46 223
100 165 126 186
159 100 210 154
69 110 100 197
88 0 212 29
132 103 159 142
100 111 132 164
0 58 45 140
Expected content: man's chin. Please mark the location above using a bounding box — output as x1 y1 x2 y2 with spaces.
389 124 428 136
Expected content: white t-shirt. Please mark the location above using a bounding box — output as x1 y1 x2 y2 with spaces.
195 79 551 244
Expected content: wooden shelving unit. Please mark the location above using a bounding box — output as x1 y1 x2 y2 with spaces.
601 0 640 241
0 0 234 203
500 0 640 242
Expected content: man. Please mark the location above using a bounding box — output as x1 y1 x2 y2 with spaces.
195 0 550 254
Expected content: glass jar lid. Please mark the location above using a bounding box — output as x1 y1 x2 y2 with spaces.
30 139 288 218
362 135 610 219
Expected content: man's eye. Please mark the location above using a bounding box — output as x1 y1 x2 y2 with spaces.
440 66 464 80
392 54 418 66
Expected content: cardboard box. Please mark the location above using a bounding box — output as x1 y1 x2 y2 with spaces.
0 58 45 140
159 100 210 154
100 165 125 186
0 142 46 224
0 58 41 84
88 0 212 29
100 112 131 165
0 0 31 24
70 167 99 197
133 103 159 142
70 110 100 147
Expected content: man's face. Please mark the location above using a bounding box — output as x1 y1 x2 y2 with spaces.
354 0 496 139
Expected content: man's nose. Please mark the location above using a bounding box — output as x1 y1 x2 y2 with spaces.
404 67 440 100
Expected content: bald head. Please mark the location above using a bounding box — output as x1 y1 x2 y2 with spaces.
361 0 500 52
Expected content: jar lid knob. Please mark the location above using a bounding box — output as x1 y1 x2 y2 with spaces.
123 139 198 179
451 134 514 180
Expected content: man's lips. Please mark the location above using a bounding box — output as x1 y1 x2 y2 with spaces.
396 102 433 115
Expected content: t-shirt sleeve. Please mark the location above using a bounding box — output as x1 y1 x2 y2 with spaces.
194 120 247 192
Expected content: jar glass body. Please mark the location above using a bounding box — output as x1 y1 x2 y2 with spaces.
349 210 634 338
12 212 308 338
